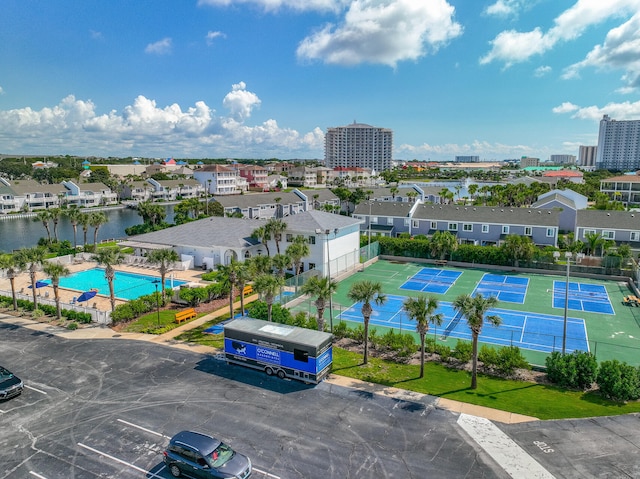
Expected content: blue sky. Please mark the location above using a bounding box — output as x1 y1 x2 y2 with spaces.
2 0 640 162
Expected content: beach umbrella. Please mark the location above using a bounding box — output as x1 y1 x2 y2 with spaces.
77 290 97 303
28 280 49 289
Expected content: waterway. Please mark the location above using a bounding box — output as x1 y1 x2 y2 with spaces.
0 205 176 253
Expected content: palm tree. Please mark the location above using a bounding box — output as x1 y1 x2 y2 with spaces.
429 230 458 261
92 247 125 311
285 235 310 293
247 254 272 276
233 261 252 317
347 280 387 365
146 248 180 299
403 296 443 378
14 246 46 310
253 273 284 321
65 207 83 251
43 261 70 320
0 253 23 310
90 211 108 249
48 207 63 242
251 225 271 257
452 293 502 389
80 212 91 248
217 259 240 319
301 275 337 332
272 253 292 300
34 210 52 244
266 218 287 254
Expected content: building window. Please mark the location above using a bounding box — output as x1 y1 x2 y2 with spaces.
371 216 378 224
412 220 419 228
387 217 393 225
404 218 410 227
502 226 509 234
309 262 315 270
583 229 595 236
308 236 316 245
602 230 615 240
463 224 473 232
286 234 293 242
430 221 437 229
546 228 554 237
631 231 640 241
482 224 489 233
524 226 533 236
448 223 458 231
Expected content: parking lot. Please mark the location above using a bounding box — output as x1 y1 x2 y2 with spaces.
0 321 505 478
2 319 640 479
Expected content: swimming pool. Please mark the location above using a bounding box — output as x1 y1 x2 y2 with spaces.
50 268 187 301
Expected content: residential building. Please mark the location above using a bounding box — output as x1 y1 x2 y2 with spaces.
579 146 597 170
213 191 306 219
550 154 576 165
596 115 640 170
193 164 238 196
61 181 118 207
353 201 417 237
532 189 588 233
0 178 66 213
147 179 203 201
520 157 540 168
236 164 269 190
288 166 318 188
324 122 393 171
541 170 584 184
454 155 480 163
600 173 640 206
576 210 640 247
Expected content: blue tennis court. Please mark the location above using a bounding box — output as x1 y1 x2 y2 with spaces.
400 268 462 294
338 294 589 354
472 274 528 304
552 281 614 315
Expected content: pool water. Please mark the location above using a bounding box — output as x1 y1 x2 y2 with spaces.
50 268 187 300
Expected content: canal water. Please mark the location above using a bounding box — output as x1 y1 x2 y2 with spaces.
0 205 175 253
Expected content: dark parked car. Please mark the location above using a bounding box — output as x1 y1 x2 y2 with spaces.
0 366 23 400
163 430 252 479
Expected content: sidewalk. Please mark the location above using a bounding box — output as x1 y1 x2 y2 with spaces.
0 309 538 425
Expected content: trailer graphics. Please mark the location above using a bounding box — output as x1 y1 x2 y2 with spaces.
223 318 333 384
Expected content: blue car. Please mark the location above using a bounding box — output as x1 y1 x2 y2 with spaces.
163 430 252 479
0 366 23 400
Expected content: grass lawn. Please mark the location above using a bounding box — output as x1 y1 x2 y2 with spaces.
122 310 203 333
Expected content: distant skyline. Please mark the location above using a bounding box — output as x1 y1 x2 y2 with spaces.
2 1 640 161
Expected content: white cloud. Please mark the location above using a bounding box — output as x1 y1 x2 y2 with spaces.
534 65 552 77
222 81 261 122
206 31 226 46
552 102 579 114
552 99 640 120
0 85 324 158
145 37 173 55
0 86 4 95
484 0 527 17
90 30 103 40
563 12 640 91
481 0 640 67
296 0 462 67
197 0 347 13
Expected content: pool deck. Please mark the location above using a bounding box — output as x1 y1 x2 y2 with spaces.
0 260 206 312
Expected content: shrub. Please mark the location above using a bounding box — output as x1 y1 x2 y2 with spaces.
110 303 135 324
478 345 499 366
597 360 640 402
480 345 529 375
201 271 217 281
423 337 437 354
67 322 78 330
434 343 451 361
546 351 597 390
332 321 349 339
31 309 45 319
452 340 473 362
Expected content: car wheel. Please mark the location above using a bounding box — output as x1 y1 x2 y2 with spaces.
170 464 181 477
277 370 286 379
265 367 274 376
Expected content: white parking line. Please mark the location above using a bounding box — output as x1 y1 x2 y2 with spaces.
29 472 48 479
253 467 281 479
77 442 165 479
25 385 47 395
117 418 171 439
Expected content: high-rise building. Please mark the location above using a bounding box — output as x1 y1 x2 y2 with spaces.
324 122 393 171
596 115 640 170
550 154 576 165
578 146 597 170
454 155 480 162
520 156 539 168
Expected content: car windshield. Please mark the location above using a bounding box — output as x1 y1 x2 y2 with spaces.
0 368 13 381
210 442 235 468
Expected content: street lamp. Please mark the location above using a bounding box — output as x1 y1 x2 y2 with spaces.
553 251 584 355
154 281 160 327
316 228 334 332
367 201 372 262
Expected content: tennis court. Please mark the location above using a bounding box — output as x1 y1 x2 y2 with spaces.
338 294 589 354
400 267 462 294
552 281 614 315
472 273 528 304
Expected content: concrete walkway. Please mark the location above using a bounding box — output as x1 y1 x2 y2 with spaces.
0 308 538 425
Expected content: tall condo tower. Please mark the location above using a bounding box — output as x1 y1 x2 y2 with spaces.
596 115 640 170
324 122 393 171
